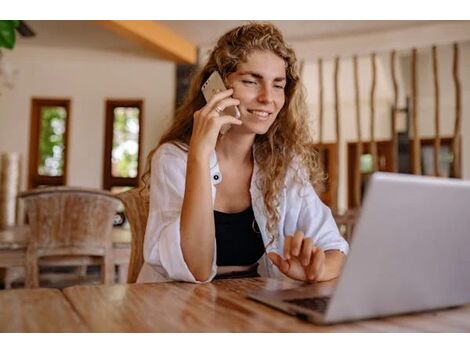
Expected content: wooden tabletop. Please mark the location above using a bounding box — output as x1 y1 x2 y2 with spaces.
0 225 131 250
62 278 470 332
0 288 88 332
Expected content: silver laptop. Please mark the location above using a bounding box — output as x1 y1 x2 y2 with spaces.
248 172 470 324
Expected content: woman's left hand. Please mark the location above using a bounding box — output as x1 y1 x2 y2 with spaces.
267 230 326 282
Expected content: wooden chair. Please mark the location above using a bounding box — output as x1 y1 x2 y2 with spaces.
0 225 29 289
333 208 360 244
19 187 121 288
116 188 149 283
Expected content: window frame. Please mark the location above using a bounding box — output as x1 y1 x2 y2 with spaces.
28 98 71 189
102 99 144 190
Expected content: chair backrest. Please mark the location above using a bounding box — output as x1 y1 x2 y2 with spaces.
19 187 120 253
116 188 149 283
333 208 360 244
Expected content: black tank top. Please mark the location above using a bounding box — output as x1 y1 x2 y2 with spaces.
213 206 265 266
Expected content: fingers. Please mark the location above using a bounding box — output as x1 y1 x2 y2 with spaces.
216 114 243 127
291 230 304 257
212 98 240 115
267 252 290 274
284 231 305 259
201 89 238 115
307 248 325 282
283 235 292 260
282 231 325 282
300 237 313 266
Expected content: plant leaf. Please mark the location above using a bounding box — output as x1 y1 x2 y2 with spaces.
0 20 19 49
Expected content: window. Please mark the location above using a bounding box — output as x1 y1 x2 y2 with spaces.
103 100 143 191
28 98 70 189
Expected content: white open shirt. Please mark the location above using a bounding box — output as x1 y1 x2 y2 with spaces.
137 142 349 283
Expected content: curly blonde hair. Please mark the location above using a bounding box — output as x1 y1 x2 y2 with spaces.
141 22 324 242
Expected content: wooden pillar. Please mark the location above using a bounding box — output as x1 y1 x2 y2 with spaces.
452 43 462 177
353 55 362 208
332 57 341 213
452 43 462 179
411 48 421 175
318 58 324 146
432 46 441 177
390 50 399 173
370 53 378 172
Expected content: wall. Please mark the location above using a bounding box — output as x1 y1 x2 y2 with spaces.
302 42 470 211
296 22 470 212
0 46 175 190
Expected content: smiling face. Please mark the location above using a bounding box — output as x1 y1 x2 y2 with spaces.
226 50 287 135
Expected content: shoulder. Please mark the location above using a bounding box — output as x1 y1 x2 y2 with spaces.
153 142 189 164
150 142 189 180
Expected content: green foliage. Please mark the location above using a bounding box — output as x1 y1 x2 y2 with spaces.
0 20 20 49
38 107 66 176
112 107 140 178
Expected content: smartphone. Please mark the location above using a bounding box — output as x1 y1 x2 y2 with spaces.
201 71 241 134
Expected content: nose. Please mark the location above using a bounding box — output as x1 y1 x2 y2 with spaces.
257 83 274 104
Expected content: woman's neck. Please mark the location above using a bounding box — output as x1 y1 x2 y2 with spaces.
216 130 255 164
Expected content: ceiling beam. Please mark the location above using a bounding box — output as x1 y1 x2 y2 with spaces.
95 20 197 64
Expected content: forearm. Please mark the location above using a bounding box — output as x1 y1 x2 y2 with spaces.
318 250 346 282
180 150 215 281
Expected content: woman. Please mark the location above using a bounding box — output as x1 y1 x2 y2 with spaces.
137 23 349 284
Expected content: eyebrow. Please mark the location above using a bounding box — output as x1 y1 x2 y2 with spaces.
239 71 286 82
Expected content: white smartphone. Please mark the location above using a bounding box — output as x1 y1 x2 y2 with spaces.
201 71 241 134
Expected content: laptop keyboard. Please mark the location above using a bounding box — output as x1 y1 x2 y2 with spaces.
283 296 331 314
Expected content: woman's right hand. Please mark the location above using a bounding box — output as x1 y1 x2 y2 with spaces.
189 88 242 157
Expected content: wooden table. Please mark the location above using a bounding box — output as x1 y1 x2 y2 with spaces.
0 225 131 251
0 225 131 286
62 278 470 332
0 288 88 332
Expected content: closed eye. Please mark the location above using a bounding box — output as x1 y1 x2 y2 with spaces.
242 80 256 85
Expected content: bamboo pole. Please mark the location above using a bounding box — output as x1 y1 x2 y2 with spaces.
318 58 324 146
432 46 441 177
390 50 399 173
353 55 362 208
370 53 378 172
452 43 462 178
332 57 341 213
411 48 421 175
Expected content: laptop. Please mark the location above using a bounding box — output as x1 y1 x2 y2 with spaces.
248 172 470 324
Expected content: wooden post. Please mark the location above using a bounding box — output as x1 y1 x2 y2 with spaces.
452 43 462 179
390 50 399 173
370 53 379 172
318 58 324 146
353 55 362 208
411 48 421 175
432 46 441 177
332 57 341 213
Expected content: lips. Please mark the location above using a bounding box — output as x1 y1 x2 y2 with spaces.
247 109 273 119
